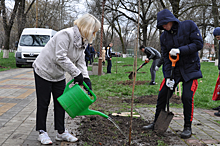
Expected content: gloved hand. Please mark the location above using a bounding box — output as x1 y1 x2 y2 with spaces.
166 78 175 90
155 66 159 71
83 78 92 95
74 73 83 85
169 48 180 56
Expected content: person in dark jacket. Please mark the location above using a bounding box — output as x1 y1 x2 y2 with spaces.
212 27 220 116
155 52 165 77
87 43 95 65
106 43 113 73
142 9 203 139
139 45 161 85
84 46 91 67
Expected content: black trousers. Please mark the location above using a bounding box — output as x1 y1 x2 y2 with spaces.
89 54 94 65
34 71 66 132
107 59 112 73
154 78 198 126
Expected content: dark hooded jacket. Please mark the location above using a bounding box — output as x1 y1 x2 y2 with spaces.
213 27 220 70
157 9 203 82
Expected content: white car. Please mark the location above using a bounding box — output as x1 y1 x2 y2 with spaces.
202 57 209 62
15 28 57 67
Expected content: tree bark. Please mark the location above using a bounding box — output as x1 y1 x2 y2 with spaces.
212 0 219 59
17 0 35 41
2 0 20 58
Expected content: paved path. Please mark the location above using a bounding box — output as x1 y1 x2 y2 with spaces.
0 68 220 145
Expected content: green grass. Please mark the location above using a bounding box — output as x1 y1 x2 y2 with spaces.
0 52 17 71
0 52 220 110
90 57 220 110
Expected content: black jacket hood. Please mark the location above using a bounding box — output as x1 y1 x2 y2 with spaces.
157 9 180 30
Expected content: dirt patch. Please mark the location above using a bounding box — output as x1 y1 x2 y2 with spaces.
123 94 182 105
117 80 150 85
73 79 182 145
76 115 182 145
125 72 146 74
0 65 6 68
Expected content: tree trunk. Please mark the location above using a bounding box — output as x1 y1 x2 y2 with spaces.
2 0 20 58
212 0 219 59
3 30 10 58
3 50 9 58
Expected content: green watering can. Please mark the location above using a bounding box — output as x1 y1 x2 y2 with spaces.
57 79 108 119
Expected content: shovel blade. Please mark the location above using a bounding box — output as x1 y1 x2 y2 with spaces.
154 110 174 135
128 72 135 80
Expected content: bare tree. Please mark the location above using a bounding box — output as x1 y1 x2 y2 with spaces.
17 0 35 41
212 0 219 59
1 0 20 58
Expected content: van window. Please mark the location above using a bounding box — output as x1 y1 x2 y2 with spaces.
19 35 50 47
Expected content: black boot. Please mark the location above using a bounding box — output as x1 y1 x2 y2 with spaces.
214 109 220 116
181 124 192 139
142 123 154 130
212 105 220 110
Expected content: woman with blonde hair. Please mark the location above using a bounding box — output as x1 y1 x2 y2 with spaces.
32 13 100 145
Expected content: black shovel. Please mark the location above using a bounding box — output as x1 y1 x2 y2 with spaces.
128 60 149 80
154 53 179 135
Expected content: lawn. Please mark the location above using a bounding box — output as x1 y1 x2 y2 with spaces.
0 52 219 111
0 51 17 71
89 57 220 111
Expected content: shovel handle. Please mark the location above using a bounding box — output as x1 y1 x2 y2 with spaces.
169 53 179 67
138 60 149 70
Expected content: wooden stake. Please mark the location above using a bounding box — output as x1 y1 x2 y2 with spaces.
129 0 140 145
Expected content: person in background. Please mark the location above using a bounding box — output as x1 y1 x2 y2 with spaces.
155 53 165 77
106 42 113 73
102 47 106 65
32 13 100 145
142 9 203 139
139 45 161 85
87 43 95 65
212 27 220 116
84 45 91 67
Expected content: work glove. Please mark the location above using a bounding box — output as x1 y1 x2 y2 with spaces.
166 78 175 90
74 73 83 85
83 78 92 95
169 48 180 56
155 66 159 71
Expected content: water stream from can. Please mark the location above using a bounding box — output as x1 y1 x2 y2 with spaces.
107 116 127 139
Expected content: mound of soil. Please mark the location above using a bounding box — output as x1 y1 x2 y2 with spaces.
74 79 182 145
76 115 182 145
117 80 150 85
123 94 182 105
0 65 6 68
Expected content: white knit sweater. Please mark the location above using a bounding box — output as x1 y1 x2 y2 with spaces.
33 25 89 82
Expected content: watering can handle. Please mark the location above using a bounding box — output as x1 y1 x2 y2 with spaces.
65 79 97 102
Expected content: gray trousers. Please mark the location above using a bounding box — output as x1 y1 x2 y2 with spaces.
150 58 160 82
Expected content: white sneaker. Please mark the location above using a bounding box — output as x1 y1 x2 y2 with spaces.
38 131 53 145
56 129 78 142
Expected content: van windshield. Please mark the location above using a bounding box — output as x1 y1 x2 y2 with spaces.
19 35 50 47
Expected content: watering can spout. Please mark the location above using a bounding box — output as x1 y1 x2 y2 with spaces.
78 109 109 119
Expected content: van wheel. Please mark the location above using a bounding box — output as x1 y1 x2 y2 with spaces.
16 64 22 68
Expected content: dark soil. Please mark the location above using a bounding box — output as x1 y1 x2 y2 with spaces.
123 94 182 105
118 80 150 85
74 80 182 145
76 115 182 146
